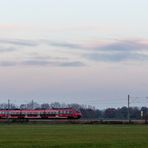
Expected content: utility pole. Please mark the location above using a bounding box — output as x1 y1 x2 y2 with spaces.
7 99 10 122
8 99 10 111
32 100 34 110
128 95 130 123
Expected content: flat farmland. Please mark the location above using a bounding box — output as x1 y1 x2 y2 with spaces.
0 124 148 148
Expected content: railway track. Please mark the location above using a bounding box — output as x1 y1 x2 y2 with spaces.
0 119 148 124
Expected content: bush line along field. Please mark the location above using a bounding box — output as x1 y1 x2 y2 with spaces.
0 124 148 148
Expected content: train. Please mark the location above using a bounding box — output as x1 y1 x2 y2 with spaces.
0 108 81 119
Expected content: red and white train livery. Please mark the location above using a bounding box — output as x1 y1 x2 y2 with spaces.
0 108 81 119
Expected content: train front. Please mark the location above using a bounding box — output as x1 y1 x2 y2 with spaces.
72 109 82 119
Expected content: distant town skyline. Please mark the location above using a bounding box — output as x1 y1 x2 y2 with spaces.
0 0 148 108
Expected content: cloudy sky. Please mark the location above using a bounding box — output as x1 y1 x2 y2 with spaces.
0 0 148 108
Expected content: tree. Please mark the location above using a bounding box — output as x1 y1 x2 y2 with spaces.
104 108 117 119
26 101 40 109
50 102 61 108
41 103 50 109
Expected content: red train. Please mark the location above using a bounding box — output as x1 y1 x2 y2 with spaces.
0 108 81 119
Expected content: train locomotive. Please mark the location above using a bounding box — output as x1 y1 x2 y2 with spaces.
0 108 81 119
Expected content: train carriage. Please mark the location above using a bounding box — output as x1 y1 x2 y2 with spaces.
0 108 81 119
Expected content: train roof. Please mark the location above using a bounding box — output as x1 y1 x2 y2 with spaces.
0 108 75 111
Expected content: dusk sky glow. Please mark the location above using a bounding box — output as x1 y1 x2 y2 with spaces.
0 0 148 108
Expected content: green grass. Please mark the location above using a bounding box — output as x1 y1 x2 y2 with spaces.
0 124 148 148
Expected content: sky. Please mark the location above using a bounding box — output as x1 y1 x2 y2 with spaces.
0 0 148 108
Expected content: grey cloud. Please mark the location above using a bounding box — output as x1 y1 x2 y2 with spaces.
44 40 82 49
26 55 69 61
21 55 84 67
1 38 148 52
0 47 17 52
95 40 148 52
22 60 50 66
85 52 148 62
44 39 148 52
84 40 148 62
0 39 39 47
58 61 85 67
22 60 85 67
0 60 85 67
0 38 83 49
1 38 148 63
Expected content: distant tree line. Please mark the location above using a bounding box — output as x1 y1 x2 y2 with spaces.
79 107 148 120
0 101 148 120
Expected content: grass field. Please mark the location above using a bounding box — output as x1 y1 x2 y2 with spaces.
0 124 148 148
